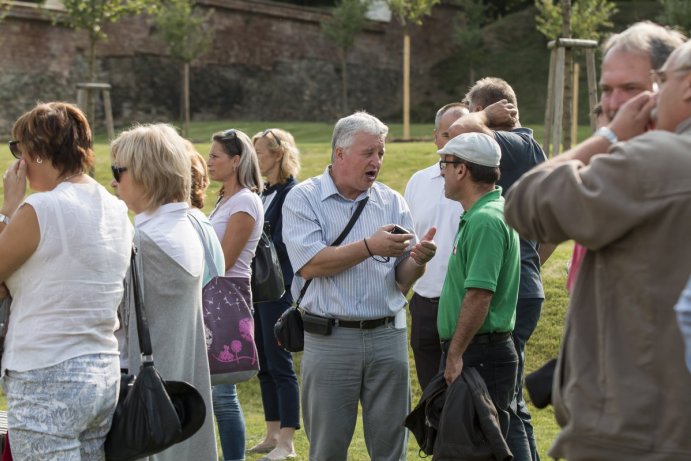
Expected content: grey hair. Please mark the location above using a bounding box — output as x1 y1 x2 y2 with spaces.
331 111 388 161
604 21 687 71
667 39 691 70
434 103 469 129
212 129 264 195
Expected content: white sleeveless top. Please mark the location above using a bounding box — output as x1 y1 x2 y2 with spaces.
3 182 133 373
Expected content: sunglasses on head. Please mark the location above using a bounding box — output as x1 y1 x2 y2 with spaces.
220 129 243 155
261 129 282 147
8 140 20 159
111 165 127 182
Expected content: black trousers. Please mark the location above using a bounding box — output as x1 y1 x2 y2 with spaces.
409 292 442 390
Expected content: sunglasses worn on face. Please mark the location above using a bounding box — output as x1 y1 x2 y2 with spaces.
111 165 127 182
9 140 20 159
220 129 243 155
262 129 282 147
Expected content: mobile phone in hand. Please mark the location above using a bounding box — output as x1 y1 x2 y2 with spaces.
391 225 411 235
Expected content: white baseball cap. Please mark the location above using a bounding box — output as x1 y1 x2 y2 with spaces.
437 132 501 167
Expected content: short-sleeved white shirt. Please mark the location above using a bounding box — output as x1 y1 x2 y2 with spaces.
209 188 264 278
4 182 133 372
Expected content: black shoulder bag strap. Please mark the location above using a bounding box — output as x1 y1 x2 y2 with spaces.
130 243 154 367
295 197 369 308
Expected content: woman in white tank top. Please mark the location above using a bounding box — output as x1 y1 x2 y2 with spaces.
0 102 133 459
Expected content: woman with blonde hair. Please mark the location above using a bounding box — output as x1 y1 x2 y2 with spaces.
0 102 132 459
207 129 264 461
248 128 301 460
111 123 217 461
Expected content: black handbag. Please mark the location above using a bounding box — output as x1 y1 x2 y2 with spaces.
105 247 207 461
251 222 285 304
274 197 369 352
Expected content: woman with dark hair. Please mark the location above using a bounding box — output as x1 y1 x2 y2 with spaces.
249 128 301 460
0 102 132 459
207 129 264 461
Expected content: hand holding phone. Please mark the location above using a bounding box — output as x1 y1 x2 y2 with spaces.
391 224 412 235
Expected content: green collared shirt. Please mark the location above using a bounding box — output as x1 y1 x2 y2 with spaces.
438 187 520 340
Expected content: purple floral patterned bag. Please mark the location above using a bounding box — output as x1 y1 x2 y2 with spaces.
202 276 259 385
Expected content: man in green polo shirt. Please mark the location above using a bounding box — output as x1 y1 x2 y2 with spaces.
437 131 520 434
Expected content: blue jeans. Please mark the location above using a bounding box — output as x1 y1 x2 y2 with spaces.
441 335 518 434
254 291 300 428
213 384 246 461
507 298 543 461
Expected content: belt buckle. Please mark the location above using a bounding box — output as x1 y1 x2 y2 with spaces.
359 320 367 329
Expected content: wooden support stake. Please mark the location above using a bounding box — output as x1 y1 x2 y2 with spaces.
544 47 557 156
571 62 579 144
552 46 566 156
585 48 598 131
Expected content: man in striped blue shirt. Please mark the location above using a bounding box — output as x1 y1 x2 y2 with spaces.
283 111 437 461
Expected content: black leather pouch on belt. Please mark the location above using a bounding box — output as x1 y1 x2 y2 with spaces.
302 312 333 336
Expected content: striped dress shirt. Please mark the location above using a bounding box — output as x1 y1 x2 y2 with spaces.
282 166 417 321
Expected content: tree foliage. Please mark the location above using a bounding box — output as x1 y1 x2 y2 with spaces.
152 0 214 136
58 0 153 82
388 0 440 26
535 0 616 41
152 0 214 63
321 0 368 53
455 0 486 85
60 0 152 46
658 0 691 35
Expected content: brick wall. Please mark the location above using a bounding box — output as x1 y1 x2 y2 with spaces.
0 0 462 135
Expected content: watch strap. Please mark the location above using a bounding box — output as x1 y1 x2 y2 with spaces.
595 126 618 144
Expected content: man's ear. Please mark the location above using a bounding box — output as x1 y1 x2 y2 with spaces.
334 146 345 162
455 162 467 180
682 73 691 102
472 105 484 112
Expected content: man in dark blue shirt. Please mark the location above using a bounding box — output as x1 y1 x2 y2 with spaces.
449 77 551 461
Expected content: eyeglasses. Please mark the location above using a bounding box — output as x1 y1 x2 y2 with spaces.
650 66 691 86
220 128 243 155
261 129 282 147
111 165 128 182
8 140 20 159
439 159 465 170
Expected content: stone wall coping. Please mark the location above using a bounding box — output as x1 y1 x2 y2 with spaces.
199 0 387 33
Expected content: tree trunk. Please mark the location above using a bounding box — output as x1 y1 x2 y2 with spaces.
86 35 97 122
561 0 573 149
340 49 349 116
183 62 190 138
402 32 411 140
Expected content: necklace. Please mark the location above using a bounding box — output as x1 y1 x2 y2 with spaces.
61 172 82 183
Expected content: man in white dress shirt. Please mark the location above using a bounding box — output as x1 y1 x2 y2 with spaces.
404 102 468 389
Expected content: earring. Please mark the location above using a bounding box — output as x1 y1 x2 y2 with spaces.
35 157 43 164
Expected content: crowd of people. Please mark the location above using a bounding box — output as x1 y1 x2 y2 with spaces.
0 19 690 461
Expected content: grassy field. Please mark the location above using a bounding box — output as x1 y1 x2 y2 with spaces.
0 119 571 460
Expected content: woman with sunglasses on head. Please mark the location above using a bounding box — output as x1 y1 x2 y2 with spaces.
207 129 264 461
248 128 301 460
0 102 132 459
110 123 217 461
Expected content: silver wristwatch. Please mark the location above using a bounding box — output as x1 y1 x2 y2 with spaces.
0 213 10 225
595 126 618 144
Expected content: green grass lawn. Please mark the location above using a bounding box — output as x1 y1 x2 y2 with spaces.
0 119 571 460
